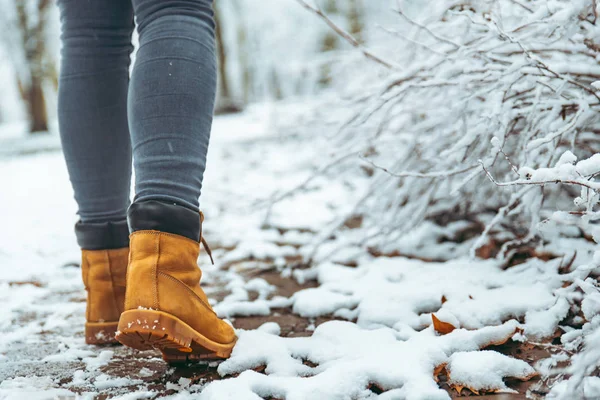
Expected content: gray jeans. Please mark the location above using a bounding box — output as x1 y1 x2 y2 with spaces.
57 0 216 224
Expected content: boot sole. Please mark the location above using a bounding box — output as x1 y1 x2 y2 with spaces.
115 309 236 363
85 321 119 345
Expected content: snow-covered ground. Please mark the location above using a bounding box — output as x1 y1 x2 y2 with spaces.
0 104 599 399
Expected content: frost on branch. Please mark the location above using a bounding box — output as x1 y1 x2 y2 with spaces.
303 0 600 259
281 0 600 396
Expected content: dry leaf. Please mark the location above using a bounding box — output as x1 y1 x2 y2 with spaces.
433 363 447 383
450 383 479 395
432 314 457 335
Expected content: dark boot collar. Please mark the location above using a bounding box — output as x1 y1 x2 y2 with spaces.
75 219 130 250
127 200 201 242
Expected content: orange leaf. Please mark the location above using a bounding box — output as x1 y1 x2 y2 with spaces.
432 314 457 335
452 384 464 394
449 383 480 395
433 363 447 383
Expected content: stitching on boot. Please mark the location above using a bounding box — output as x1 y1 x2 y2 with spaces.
157 272 218 316
106 250 120 318
131 230 200 246
124 250 131 311
154 234 160 310
83 252 91 322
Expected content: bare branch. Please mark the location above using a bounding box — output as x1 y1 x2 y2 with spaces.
361 156 478 178
295 0 395 69
395 7 461 49
479 160 600 191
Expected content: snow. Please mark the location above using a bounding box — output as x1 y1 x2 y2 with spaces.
292 288 359 318
446 351 536 393
201 321 524 400
432 310 460 330
0 377 75 399
112 392 156 400
548 377 600 399
557 150 578 166
576 153 600 176
215 300 271 318
257 322 281 336
93 374 143 390
84 350 114 370
138 368 154 378
524 298 570 339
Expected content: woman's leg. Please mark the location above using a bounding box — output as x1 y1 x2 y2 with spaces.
116 0 236 361
128 0 217 213
57 0 134 233
57 0 135 345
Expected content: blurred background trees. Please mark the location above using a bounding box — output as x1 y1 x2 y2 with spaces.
0 0 58 133
0 0 374 132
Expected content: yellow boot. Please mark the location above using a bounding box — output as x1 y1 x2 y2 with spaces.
76 220 130 345
116 201 236 362
81 248 128 344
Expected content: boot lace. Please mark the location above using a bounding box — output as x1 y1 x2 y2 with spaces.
201 236 214 265
199 211 214 265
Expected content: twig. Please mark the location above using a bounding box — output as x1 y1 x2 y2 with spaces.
395 7 461 49
470 188 528 258
526 107 586 150
479 160 600 191
295 0 395 69
499 149 520 177
361 156 478 178
527 341 574 355
378 25 445 55
508 0 534 13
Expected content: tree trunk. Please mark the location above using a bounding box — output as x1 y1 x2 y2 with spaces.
14 0 53 134
347 0 364 40
215 5 230 100
214 3 242 114
25 77 48 133
320 0 339 52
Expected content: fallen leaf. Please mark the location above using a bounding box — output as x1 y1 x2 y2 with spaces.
432 314 457 335
449 382 481 396
452 384 464 394
433 363 447 383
